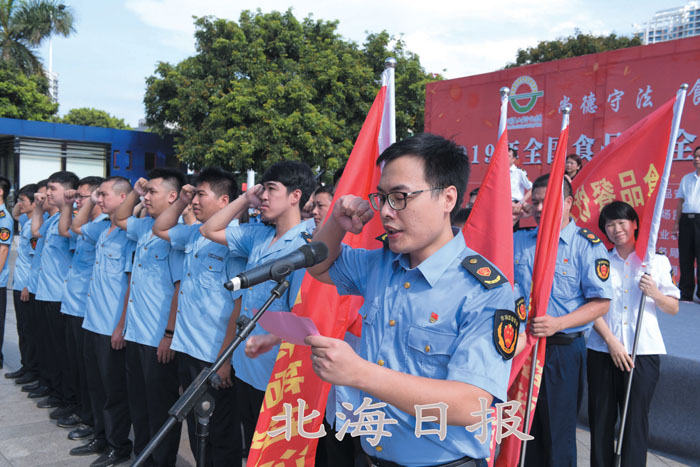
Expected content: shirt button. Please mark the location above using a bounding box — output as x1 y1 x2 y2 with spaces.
180 291 183 295
138 264 142 267
425 345 430 352
108 254 112 257
195 254 199 258
144 247 147 250
129 299 132 303
87 293 90 296
389 319 396 327
187 273 191 276
624 306 628 310
208 266 212 270
562 271 567 275
377 359 385 366
95 261 99 264
376 446 383 452
624 289 628 293
403 282 411 289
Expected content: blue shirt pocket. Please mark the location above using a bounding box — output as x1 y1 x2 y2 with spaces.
406 325 456 380
200 253 225 290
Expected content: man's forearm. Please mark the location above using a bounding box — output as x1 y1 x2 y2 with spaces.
58 203 74 238
556 298 610 331
0 245 9 272
153 199 186 240
71 199 95 235
31 206 44 237
114 190 141 229
200 195 249 244
308 217 346 283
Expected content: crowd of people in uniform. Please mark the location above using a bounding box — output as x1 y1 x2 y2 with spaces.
0 132 689 467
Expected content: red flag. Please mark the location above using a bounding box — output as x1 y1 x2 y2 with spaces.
496 113 570 467
569 97 676 261
248 66 394 466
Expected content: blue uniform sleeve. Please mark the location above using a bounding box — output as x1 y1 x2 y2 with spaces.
168 223 198 251
124 239 136 274
126 216 146 242
328 245 372 297
580 241 614 300
82 220 110 244
225 255 247 300
225 223 253 259
19 213 28 225
447 281 514 403
168 248 185 284
0 215 13 245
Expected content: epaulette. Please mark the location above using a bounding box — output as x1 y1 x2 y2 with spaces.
301 231 313 244
461 254 507 289
375 233 389 248
578 228 602 245
494 309 519 360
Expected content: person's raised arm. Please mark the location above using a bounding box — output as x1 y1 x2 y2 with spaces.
307 195 374 284
31 192 47 237
11 201 22 221
71 189 98 236
200 184 262 246
114 177 147 230
153 184 195 241
58 189 77 238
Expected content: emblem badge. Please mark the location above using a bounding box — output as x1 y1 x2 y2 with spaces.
430 312 438 323
477 267 491 277
596 258 610 281
515 296 527 322
0 227 9 241
494 309 519 360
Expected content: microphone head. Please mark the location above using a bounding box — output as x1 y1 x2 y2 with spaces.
301 241 329 266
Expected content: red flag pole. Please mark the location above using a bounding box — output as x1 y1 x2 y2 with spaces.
519 104 571 467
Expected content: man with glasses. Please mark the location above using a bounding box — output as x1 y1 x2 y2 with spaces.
306 133 515 466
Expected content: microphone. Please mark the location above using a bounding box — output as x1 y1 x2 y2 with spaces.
224 241 329 291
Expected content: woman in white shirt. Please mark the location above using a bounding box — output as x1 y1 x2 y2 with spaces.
587 201 679 467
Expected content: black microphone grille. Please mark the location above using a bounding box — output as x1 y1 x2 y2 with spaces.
301 241 329 266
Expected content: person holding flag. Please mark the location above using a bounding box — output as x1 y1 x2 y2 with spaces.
587 201 679 467
514 174 612 467
307 133 514 466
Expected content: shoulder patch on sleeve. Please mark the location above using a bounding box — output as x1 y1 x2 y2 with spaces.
0 227 10 241
595 258 610 281
375 233 389 248
515 296 527 323
301 231 313 244
578 228 602 244
494 309 519 360
461 255 507 289
0 210 5 218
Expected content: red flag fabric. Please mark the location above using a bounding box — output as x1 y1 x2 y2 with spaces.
248 71 393 466
463 128 514 284
496 119 569 467
569 97 675 261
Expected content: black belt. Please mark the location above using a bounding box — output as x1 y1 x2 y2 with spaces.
546 331 584 346
365 454 479 467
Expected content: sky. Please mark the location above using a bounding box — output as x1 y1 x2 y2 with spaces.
36 0 672 127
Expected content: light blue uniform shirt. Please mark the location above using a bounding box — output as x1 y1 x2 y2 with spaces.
82 223 135 336
35 212 73 301
328 230 514 464
226 219 315 391
513 220 613 333
168 221 245 363
0 204 14 287
60 214 109 317
124 216 184 347
12 215 34 292
27 212 48 294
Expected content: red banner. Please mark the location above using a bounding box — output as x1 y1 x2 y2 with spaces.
426 35 700 277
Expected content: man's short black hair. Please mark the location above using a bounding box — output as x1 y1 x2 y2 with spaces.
148 168 186 193
103 176 132 195
313 185 334 198
48 171 79 190
532 173 572 199
78 176 104 190
18 184 38 202
599 201 639 240
376 133 470 221
195 167 238 202
509 147 518 158
262 161 317 211
694 145 700 155
36 179 49 190
0 177 10 203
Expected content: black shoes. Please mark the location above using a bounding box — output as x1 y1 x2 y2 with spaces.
21 381 41 392
28 386 51 398
57 413 81 428
70 438 107 456
4 367 26 379
36 396 61 408
15 372 38 385
68 424 94 441
50 405 75 420
90 447 131 467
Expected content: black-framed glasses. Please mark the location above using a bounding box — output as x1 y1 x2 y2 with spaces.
368 187 445 211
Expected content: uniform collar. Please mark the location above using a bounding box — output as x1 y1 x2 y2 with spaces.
559 218 577 244
265 218 315 255
610 247 641 265
393 228 466 287
93 213 109 222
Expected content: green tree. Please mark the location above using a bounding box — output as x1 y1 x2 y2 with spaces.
0 61 57 119
144 9 440 174
0 0 75 75
506 30 642 68
58 107 130 129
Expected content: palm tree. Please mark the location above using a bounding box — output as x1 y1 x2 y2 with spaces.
0 0 75 75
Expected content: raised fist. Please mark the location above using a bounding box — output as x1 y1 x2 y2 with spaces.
245 184 264 208
331 195 374 234
134 177 149 197
64 189 78 204
179 184 196 205
34 192 46 208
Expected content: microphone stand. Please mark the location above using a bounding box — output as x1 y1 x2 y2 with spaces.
132 276 291 466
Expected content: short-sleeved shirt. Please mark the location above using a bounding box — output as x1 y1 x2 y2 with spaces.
587 251 679 355
27 212 49 294
513 219 613 333
328 230 514 464
60 214 109 317
123 216 184 347
676 171 700 213
35 212 73 302
510 166 532 202
0 204 13 287
169 221 245 363
12 214 34 292
226 219 316 390
82 222 135 337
